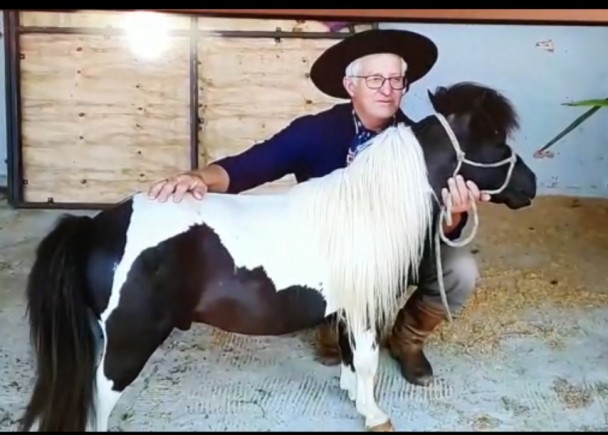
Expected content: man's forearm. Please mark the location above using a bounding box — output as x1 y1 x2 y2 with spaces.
197 164 230 193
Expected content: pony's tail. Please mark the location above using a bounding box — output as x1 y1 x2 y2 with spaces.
19 214 98 432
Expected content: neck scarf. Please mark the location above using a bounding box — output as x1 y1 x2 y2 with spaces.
346 110 397 165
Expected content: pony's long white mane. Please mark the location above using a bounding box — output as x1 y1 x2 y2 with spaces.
290 123 434 336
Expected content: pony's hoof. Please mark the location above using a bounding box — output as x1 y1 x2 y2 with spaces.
315 354 341 366
367 420 394 432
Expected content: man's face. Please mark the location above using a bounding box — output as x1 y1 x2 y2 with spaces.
343 53 407 123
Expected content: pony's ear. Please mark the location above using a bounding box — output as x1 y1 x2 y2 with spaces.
427 89 437 110
428 86 447 111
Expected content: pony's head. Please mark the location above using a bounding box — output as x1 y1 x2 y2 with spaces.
414 81 537 210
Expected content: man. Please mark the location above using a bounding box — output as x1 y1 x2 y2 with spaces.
148 29 488 387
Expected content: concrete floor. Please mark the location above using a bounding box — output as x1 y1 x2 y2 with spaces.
1 194 608 431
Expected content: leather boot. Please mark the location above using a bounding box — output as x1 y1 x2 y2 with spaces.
388 290 446 386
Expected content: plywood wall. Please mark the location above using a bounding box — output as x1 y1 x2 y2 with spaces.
19 11 192 203
197 36 342 192
16 10 362 204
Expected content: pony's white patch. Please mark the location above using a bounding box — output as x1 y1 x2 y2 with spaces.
92 363 121 432
185 192 327 293
102 123 432 336
351 329 388 429
340 363 357 401
27 418 40 432
90 321 123 432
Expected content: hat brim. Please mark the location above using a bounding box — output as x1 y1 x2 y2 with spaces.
310 29 438 99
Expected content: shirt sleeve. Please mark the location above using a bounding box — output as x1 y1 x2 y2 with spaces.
211 117 311 194
443 212 469 241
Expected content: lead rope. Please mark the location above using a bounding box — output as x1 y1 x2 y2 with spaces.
432 113 517 322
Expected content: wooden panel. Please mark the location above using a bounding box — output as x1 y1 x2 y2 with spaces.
197 36 343 192
20 31 191 203
20 10 191 30
15 10 367 203
156 9 608 24
197 16 373 33
198 16 335 32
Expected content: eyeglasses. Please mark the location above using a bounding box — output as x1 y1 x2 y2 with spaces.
349 74 408 91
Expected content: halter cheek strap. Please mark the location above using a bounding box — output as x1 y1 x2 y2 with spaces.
431 113 518 322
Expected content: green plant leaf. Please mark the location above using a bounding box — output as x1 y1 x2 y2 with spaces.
562 98 608 107
535 104 603 154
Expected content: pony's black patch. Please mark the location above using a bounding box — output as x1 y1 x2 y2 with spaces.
191 224 328 335
86 198 133 317
102 222 327 391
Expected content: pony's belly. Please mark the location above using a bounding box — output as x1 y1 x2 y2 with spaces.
191 276 328 335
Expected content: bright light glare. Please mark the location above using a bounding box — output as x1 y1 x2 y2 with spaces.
122 11 171 61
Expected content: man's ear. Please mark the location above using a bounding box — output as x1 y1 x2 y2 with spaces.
343 76 356 98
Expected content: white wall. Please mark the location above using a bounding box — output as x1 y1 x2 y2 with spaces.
380 21 608 198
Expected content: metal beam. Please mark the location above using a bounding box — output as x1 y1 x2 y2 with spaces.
152 8 608 25
4 11 23 208
189 16 199 170
11 200 116 210
17 26 350 40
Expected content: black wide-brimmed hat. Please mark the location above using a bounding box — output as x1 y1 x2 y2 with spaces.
310 28 438 99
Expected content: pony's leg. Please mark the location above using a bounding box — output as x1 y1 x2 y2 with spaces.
338 319 393 432
338 319 357 401
315 314 341 366
89 311 173 431
90 353 121 432
85 320 121 432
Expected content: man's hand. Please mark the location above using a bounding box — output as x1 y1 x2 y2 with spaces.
148 170 208 203
441 175 491 233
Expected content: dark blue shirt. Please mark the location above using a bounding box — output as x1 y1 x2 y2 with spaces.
213 101 467 238
214 102 411 192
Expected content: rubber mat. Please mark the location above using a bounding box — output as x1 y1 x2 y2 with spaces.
107 310 608 432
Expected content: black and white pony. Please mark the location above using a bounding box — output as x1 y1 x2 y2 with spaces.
18 82 537 432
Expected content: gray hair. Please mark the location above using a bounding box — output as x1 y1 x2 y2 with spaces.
345 53 408 77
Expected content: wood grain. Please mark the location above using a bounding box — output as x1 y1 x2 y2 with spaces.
195 36 345 193
20 31 191 203
16 10 358 204
196 36 342 185
20 9 190 30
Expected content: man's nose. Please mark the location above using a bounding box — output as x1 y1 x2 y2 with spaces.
379 79 393 95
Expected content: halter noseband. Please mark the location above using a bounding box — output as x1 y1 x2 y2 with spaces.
434 112 518 201
430 112 518 323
